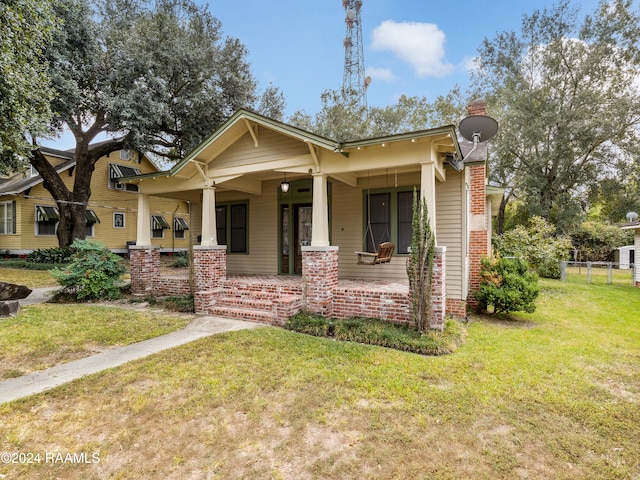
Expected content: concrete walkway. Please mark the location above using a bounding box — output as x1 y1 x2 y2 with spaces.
0 315 262 405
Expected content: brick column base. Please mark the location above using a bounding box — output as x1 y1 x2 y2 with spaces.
193 246 227 292
430 246 446 330
129 246 160 294
302 246 339 316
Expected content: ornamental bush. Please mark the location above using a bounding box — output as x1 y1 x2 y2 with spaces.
51 239 126 301
494 216 571 279
27 246 74 264
474 255 540 315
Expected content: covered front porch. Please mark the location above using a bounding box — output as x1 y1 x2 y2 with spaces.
129 254 434 326
123 110 460 328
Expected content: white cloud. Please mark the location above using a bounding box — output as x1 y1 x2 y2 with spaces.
365 66 396 82
371 20 454 78
462 56 480 74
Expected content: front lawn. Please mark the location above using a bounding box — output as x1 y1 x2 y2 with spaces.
0 279 639 479
0 266 58 288
0 304 191 379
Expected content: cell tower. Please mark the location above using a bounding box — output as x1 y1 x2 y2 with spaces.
342 0 370 108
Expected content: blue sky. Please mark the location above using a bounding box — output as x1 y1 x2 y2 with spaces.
43 0 602 150
210 0 602 116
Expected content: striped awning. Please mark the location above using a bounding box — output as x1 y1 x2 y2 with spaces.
85 209 100 224
35 205 60 222
151 215 170 230
109 164 141 179
174 217 189 231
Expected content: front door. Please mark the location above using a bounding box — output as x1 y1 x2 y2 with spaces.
280 203 312 274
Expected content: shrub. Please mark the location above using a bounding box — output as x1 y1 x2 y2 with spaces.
494 216 571 278
27 246 73 264
51 239 126 301
474 255 540 315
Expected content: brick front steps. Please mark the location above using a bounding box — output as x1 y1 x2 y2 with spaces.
195 276 304 325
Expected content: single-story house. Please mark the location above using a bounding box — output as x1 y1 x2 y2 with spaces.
120 101 502 327
614 245 635 269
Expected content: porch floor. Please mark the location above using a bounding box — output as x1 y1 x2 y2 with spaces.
157 272 409 295
225 274 410 295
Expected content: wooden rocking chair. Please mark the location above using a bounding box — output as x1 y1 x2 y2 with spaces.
355 242 395 265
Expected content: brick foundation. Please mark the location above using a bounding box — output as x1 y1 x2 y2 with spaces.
129 246 160 293
193 246 227 291
301 246 339 316
446 298 467 318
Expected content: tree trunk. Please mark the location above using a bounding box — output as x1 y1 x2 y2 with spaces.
31 140 105 248
496 189 513 235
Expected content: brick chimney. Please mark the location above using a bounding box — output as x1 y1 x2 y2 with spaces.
465 97 490 315
468 98 487 117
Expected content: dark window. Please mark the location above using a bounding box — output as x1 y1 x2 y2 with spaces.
216 206 227 245
366 193 391 252
35 205 59 236
215 203 247 253
230 204 247 253
151 215 170 239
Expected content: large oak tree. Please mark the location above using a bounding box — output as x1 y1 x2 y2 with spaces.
0 0 57 169
21 0 280 247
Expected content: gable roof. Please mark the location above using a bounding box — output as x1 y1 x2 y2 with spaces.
0 147 76 195
117 108 467 183
0 146 156 196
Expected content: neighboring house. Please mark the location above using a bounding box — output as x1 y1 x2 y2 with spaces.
614 245 635 269
121 103 501 326
621 222 640 286
0 147 191 255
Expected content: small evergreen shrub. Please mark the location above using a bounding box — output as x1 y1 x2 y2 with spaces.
27 246 74 264
51 239 126 301
474 255 540 315
171 256 189 268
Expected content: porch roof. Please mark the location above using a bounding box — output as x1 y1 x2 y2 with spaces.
116 109 465 190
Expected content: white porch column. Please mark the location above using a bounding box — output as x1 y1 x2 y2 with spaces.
136 193 152 246
311 173 330 247
420 162 437 239
200 185 218 247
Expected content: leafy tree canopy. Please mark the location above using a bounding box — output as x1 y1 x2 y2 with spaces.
289 87 468 142
476 0 640 232
0 0 57 170
6 0 282 247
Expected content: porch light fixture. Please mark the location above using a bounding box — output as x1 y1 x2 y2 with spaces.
280 172 290 193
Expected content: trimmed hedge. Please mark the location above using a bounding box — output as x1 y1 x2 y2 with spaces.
285 313 466 356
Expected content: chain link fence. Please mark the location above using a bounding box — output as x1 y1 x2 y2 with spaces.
560 261 637 286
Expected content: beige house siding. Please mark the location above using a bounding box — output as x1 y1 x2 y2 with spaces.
435 170 464 299
213 130 309 170
333 175 413 281
216 182 279 275
331 170 465 299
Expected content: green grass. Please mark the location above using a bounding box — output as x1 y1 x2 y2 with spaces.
0 266 58 288
0 279 639 479
0 304 191 378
